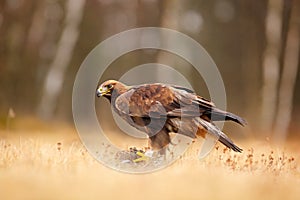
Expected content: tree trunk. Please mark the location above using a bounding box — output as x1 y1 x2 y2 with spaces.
261 0 283 134
156 0 181 83
274 1 300 142
38 0 86 119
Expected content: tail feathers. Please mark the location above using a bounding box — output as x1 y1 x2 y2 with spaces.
218 134 243 152
194 117 243 153
224 112 247 126
205 108 247 126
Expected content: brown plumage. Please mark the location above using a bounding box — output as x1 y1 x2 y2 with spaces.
96 80 246 153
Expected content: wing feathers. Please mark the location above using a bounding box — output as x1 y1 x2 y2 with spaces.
114 84 246 127
204 108 247 126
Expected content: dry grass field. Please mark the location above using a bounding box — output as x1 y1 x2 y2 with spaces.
0 120 300 200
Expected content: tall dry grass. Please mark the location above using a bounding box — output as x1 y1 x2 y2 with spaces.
0 125 299 200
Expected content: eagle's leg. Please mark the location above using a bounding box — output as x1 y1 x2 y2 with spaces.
132 150 151 163
150 130 171 160
133 130 170 163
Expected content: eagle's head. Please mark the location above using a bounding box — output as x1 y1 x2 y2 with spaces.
96 80 128 99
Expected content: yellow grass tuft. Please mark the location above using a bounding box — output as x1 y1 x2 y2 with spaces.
0 129 300 200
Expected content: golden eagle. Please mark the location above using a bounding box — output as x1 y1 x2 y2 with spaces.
96 80 246 156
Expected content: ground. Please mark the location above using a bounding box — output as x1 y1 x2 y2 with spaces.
0 119 299 200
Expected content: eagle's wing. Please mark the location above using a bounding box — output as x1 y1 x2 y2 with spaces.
169 87 246 125
114 84 246 126
166 86 214 117
114 84 200 118
115 84 177 118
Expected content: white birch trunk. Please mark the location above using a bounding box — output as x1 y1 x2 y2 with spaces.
38 0 85 119
261 0 283 134
156 0 180 83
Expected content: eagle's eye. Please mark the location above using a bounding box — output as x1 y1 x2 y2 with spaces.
107 84 113 89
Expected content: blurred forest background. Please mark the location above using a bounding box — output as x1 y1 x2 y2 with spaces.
0 0 299 142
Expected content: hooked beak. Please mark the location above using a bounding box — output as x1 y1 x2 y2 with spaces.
96 87 103 97
96 87 110 97
96 88 102 97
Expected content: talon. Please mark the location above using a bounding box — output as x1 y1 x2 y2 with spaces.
133 151 150 163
